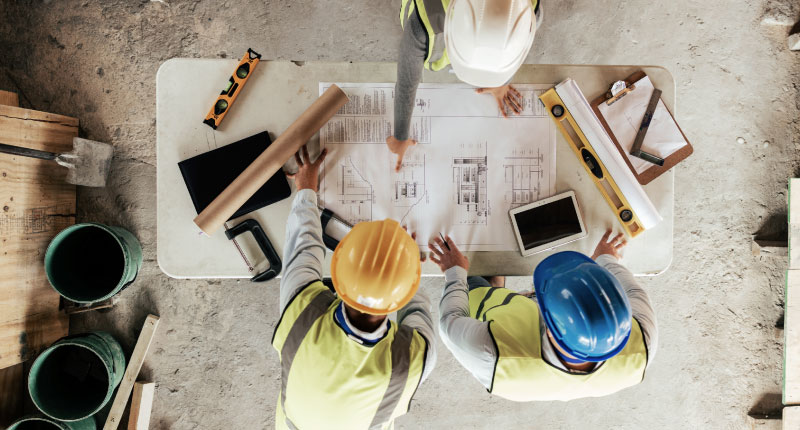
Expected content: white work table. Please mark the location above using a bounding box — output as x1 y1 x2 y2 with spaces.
157 60 674 278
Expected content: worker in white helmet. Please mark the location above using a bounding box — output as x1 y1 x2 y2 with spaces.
388 0 541 171
273 145 436 429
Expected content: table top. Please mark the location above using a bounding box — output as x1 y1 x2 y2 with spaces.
157 60 674 278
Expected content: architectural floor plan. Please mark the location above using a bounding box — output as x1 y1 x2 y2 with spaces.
319 82 556 251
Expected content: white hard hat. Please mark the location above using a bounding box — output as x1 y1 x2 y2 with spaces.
444 0 537 88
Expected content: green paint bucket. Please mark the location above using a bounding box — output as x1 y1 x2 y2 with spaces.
44 223 142 304
28 332 126 422
7 415 95 430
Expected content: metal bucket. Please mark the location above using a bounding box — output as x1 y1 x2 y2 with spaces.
7 415 95 430
28 332 126 422
44 223 142 303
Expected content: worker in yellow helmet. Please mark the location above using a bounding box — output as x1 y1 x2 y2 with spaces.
388 0 542 171
273 145 436 429
429 231 657 402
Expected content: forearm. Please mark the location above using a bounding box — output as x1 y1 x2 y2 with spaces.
397 290 437 382
595 254 659 366
438 267 497 389
279 189 325 313
394 7 427 141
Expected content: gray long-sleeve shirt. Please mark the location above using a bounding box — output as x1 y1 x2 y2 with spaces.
438 255 658 389
279 189 437 381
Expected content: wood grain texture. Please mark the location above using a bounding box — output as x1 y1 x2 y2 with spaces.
0 103 76 370
0 312 68 368
0 91 18 107
785 406 800 430
0 91 25 427
128 381 155 430
0 362 24 427
786 270 800 405
104 315 160 430
790 179 800 270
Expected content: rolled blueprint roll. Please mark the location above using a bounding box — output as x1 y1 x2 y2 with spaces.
194 84 349 235
555 79 663 229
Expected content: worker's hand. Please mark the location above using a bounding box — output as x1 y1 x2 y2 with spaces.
402 226 427 263
386 136 417 172
429 235 469 272
286 145 327 192
591 230 627 260
476 84 523 118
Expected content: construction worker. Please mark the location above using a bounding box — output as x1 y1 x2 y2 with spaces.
273 145 436 429
388 0 542 171
429 231 657 401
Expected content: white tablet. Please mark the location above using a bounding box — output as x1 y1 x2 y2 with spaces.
508 191 587 257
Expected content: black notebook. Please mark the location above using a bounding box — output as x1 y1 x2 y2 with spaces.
178 130 291 220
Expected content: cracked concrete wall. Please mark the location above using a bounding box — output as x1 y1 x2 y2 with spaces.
1 0 799 429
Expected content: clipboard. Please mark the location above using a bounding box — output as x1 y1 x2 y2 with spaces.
539 80 663 238
591 71 693 185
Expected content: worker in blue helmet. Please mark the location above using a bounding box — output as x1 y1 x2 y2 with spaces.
429 230 657 401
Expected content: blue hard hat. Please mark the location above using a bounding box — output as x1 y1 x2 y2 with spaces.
533 251 632 362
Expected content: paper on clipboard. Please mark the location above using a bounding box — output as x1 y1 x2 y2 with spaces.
597 76 688 174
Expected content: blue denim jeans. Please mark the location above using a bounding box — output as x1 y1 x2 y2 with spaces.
467 276 491 291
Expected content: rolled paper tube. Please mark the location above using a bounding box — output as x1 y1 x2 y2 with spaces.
193 84 349 235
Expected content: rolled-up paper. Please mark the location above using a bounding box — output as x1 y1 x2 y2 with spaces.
194 84 349 235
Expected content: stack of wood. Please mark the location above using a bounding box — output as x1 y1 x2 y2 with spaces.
785 179 800 429
0 90 76 426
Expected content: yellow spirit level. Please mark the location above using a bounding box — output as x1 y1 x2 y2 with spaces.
203 48 262 130
540 87 651 237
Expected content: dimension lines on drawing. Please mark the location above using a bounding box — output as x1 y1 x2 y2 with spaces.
504 147 546 208
452 143 488 225
338 157 373 224
392 153 426 205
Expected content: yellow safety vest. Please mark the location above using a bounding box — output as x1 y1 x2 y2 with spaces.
399 0 539 72
469 286 648 402
272 281 427 430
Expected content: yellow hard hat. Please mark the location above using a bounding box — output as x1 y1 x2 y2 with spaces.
331 219 421 315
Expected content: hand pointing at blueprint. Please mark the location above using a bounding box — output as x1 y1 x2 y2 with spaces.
318 82 557 252
386 135 418 172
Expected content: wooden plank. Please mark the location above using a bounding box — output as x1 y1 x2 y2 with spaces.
0 105 78 152
785 406 800 430
128 381 155 430
786 271 800 405
790 179 800 270
0 92 31 430
0 91 18 107
0 106 76 370
104 315 160 430
0 363 24 427
0 311 68 368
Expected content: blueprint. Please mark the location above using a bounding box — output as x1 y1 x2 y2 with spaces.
318 83 556 251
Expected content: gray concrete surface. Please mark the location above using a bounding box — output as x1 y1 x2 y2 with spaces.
1 0 799 428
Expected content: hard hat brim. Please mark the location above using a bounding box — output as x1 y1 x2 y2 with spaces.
330 220 422 316
450 61 517 89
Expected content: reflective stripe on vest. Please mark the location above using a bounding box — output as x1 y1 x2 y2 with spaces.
272 281 426 429
400 0 451 71
468 286 648 402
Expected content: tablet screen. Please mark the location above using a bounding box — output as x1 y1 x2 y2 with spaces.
514 196 582 250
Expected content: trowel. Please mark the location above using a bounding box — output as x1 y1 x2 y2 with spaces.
0 137 113 187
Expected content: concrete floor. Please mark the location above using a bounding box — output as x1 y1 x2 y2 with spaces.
1 0 799 428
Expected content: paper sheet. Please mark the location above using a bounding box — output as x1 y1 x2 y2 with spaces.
318 82 556 251
597 76 687 174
